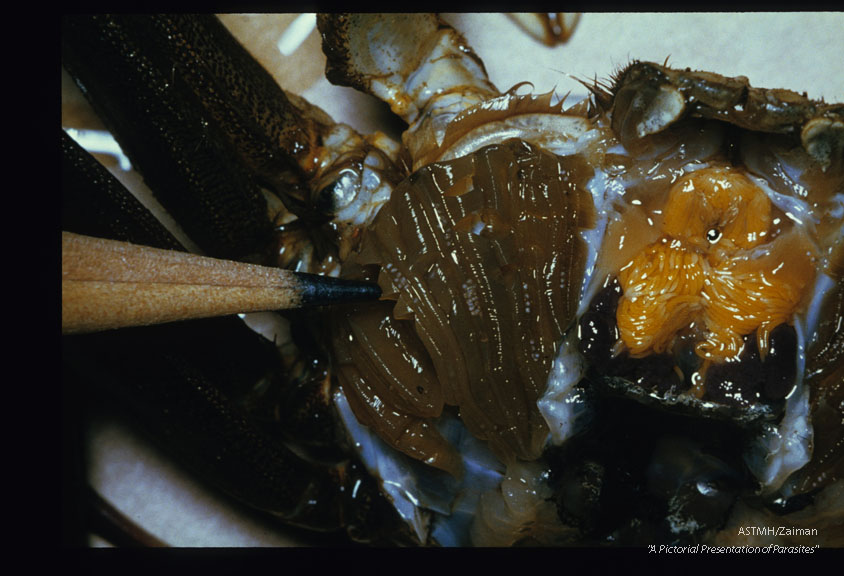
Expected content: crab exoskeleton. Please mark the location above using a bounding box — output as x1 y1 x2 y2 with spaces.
62 13 843 546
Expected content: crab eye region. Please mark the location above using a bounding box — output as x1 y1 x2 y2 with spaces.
315 167 361 217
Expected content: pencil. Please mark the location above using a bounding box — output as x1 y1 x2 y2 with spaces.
62 231 381 334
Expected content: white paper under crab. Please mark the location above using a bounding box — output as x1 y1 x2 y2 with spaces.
445 13 844 104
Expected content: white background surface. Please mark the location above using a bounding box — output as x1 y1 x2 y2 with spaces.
69 13 844 547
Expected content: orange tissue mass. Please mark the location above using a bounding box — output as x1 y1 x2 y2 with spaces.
616 166 817 363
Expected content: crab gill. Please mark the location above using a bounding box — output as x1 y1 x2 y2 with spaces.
331 140 596 472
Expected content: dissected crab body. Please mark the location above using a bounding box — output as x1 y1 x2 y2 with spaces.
62 13 844 546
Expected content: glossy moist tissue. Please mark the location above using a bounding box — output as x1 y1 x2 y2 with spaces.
332 140 595 473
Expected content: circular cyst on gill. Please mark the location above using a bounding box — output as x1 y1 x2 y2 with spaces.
706 227 721 243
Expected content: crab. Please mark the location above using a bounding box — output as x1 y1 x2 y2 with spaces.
62 14 844 547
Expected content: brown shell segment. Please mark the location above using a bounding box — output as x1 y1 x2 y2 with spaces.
335 140 595 468
604 61 844 169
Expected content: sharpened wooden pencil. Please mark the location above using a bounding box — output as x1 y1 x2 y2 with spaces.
62 231 381 334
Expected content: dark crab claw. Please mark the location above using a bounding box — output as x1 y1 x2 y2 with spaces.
61 14 404 274
62 130 408 544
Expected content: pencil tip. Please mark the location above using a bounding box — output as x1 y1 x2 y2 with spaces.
296 273 382 307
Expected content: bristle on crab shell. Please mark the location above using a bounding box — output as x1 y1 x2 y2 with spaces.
574 59 647 115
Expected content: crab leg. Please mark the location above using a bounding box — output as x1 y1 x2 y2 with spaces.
62 15 271 261
62 14 403 271
605 61 844 170
319 14 499 166
320 14 497 128
62 132 407 543
62 130 185 254
318 13 599 172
